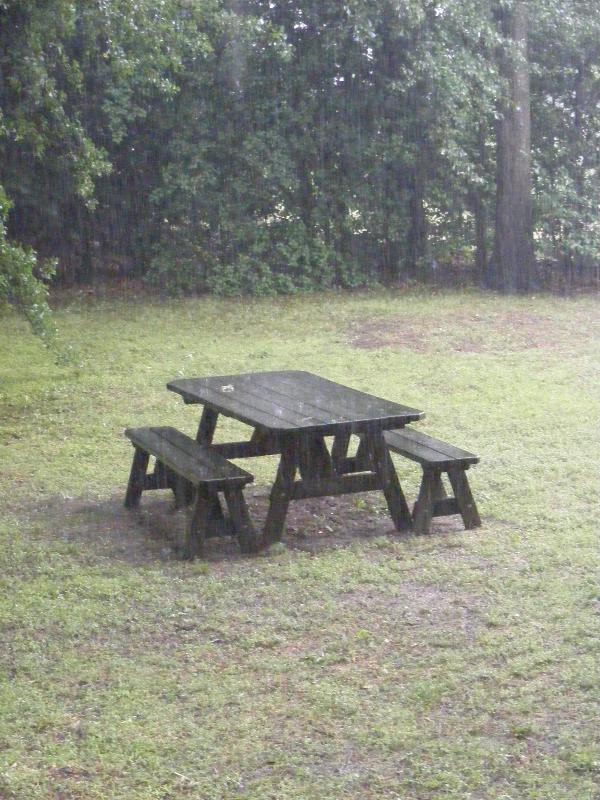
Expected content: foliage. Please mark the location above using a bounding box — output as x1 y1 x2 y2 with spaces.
530 0 600 284
1 0 599 293
0 185 56 344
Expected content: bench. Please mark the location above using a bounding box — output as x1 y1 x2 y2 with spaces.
384 428 481 535
124 426 256 558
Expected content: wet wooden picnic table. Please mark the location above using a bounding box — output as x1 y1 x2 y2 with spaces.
167 370 424 545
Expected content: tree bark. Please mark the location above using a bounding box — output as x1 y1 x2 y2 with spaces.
493 0 535 293
407 154 429 279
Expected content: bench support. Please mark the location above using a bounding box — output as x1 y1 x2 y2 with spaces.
124 447 150 509
412 467 481 535
447 467 481 530
124 427 256 558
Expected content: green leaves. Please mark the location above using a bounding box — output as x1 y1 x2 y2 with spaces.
0 0 598 294
0 185 56 345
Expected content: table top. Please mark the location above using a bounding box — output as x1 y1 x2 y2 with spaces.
167 370 424 435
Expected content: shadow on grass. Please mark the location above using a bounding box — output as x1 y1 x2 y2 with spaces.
24 488 469 566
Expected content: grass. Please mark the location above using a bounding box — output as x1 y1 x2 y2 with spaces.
0 288 598 799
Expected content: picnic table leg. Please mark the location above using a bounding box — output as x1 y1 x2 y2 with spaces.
224 487 258 554
195 406 219 444
366 430 412 531
354 434 371 470
183 486 211 559
298 433 333 480
195 406 226 526
263 437 297 546
331 430 351 473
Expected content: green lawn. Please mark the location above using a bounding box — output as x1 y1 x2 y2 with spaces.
1 289 598 799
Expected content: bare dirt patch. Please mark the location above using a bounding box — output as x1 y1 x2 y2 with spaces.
25 488 467 566
348 308 598 353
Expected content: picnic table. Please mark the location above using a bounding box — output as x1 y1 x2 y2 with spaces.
167 370 424 545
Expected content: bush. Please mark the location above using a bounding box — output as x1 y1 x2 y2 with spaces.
0 186 57 345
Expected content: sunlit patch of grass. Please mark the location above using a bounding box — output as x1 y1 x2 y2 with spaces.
0 289 598 799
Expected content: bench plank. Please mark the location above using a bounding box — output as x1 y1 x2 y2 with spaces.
384 428 478 469
125 426 253 491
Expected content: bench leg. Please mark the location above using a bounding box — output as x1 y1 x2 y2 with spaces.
412 468 436 535
447 468 482 529
182 487 212 559
124 447 150 509
224 487 258 554
432 471 447 501
331 430 351 473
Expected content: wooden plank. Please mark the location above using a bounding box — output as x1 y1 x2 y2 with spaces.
124 427 253 489
196 406 219 444
249 428 280 452
184 486 211 559
432 497 460 517
331 430 351 473
399 427 479 462
170 379 328 430
298 433 333 480
251 371 423 427
365 430 412 531
385 428 479 467
210 440 281 459
432 471 448 501
291 472 380 499
168 371 423 433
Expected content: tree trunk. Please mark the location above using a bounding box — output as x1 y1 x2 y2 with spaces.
473 191 488 284
407 155 429 280
471 125 489 284
493 0 534 293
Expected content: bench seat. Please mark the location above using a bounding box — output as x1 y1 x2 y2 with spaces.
124 426 255 558
384 428 481 535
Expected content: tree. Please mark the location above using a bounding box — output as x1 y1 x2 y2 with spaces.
493 0 535 292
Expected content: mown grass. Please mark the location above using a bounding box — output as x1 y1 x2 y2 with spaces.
0 289 598 799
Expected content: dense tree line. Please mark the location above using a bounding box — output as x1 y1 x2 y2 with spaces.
1 0 598 324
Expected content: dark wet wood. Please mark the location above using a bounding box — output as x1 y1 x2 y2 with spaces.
412 468 436 535
124 426 255 557
125 426 253 491
263 437 298 546
331 430 351 472
168 371 425 544
168 371 423 435
224 487 258 554
291 472 380 499
298 433 333 480
366 431 413 531
384 428 479 470
447 467 482 529
184 486 211 559
432 497 460 517
385 429 481 534
196 406 219 445
210 438 281 459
